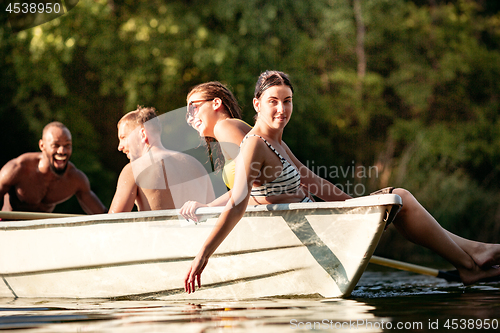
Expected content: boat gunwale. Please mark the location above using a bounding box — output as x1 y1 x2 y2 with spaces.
0 194 402 230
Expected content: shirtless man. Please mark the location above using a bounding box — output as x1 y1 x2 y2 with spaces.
109 106 215 213
0 122 107 214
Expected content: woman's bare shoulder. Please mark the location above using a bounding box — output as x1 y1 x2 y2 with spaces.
214 119 251 145
239 133 269 151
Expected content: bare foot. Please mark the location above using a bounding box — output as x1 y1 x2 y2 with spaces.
468 243 500 268
457 264 500 285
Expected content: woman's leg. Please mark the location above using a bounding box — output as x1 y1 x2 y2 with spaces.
392 188 500 285
443 231 500 268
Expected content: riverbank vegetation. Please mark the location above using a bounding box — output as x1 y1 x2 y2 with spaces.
1 0 499 260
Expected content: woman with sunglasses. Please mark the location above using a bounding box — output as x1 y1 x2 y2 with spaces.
183 71 500 293
180 81 255 221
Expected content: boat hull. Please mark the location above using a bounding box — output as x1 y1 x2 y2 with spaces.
0 194 401 299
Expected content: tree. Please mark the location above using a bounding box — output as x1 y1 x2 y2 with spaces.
1 1 499 251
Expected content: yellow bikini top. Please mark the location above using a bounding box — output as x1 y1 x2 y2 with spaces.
222 159 236 189
220 119 252 189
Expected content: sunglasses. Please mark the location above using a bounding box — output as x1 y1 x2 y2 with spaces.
186 99 214 123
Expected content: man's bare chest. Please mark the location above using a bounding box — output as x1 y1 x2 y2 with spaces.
14 173 76 205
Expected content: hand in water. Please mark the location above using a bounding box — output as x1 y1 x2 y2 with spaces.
184 253 209 293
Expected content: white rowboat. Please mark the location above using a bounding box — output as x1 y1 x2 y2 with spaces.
0 194 401 299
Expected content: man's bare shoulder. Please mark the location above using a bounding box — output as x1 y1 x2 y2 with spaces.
116 162 136 184
0 153 41 182
62 162 93 189
156 150 209 180
5 152 41 168
119 163 134 177
164 150 206 169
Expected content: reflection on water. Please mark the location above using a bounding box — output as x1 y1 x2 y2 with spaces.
1 270 499 332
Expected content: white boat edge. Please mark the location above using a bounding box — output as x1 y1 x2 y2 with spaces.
0 194 402 228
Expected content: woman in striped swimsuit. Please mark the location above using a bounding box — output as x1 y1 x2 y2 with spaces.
184 71 351 293
181 79 349 221
184 71 500 293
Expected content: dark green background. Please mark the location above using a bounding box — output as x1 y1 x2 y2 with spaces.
1 0 500 261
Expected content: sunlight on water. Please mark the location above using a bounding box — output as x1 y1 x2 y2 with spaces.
1 271 499 332
0 298 382 332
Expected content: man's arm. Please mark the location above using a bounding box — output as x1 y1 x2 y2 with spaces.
109 164 138 213
0 160 19 211
74 169 107 214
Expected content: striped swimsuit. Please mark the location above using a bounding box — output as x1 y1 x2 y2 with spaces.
240 134 313 202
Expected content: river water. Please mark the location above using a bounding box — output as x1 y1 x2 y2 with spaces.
1 269 499 332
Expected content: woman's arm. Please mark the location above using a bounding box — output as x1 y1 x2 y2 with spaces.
179 190 232 222
184 136 265 293
283 143 352 201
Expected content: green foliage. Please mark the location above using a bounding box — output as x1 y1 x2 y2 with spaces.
1 0 500 252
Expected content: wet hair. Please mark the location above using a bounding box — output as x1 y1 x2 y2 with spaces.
42 121 70 139
254 70 294 99
187 82 242 173
118 106 161 136
187 81 242 119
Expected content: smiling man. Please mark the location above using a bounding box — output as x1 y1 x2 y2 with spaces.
0 122 107 214
109 106 215 213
